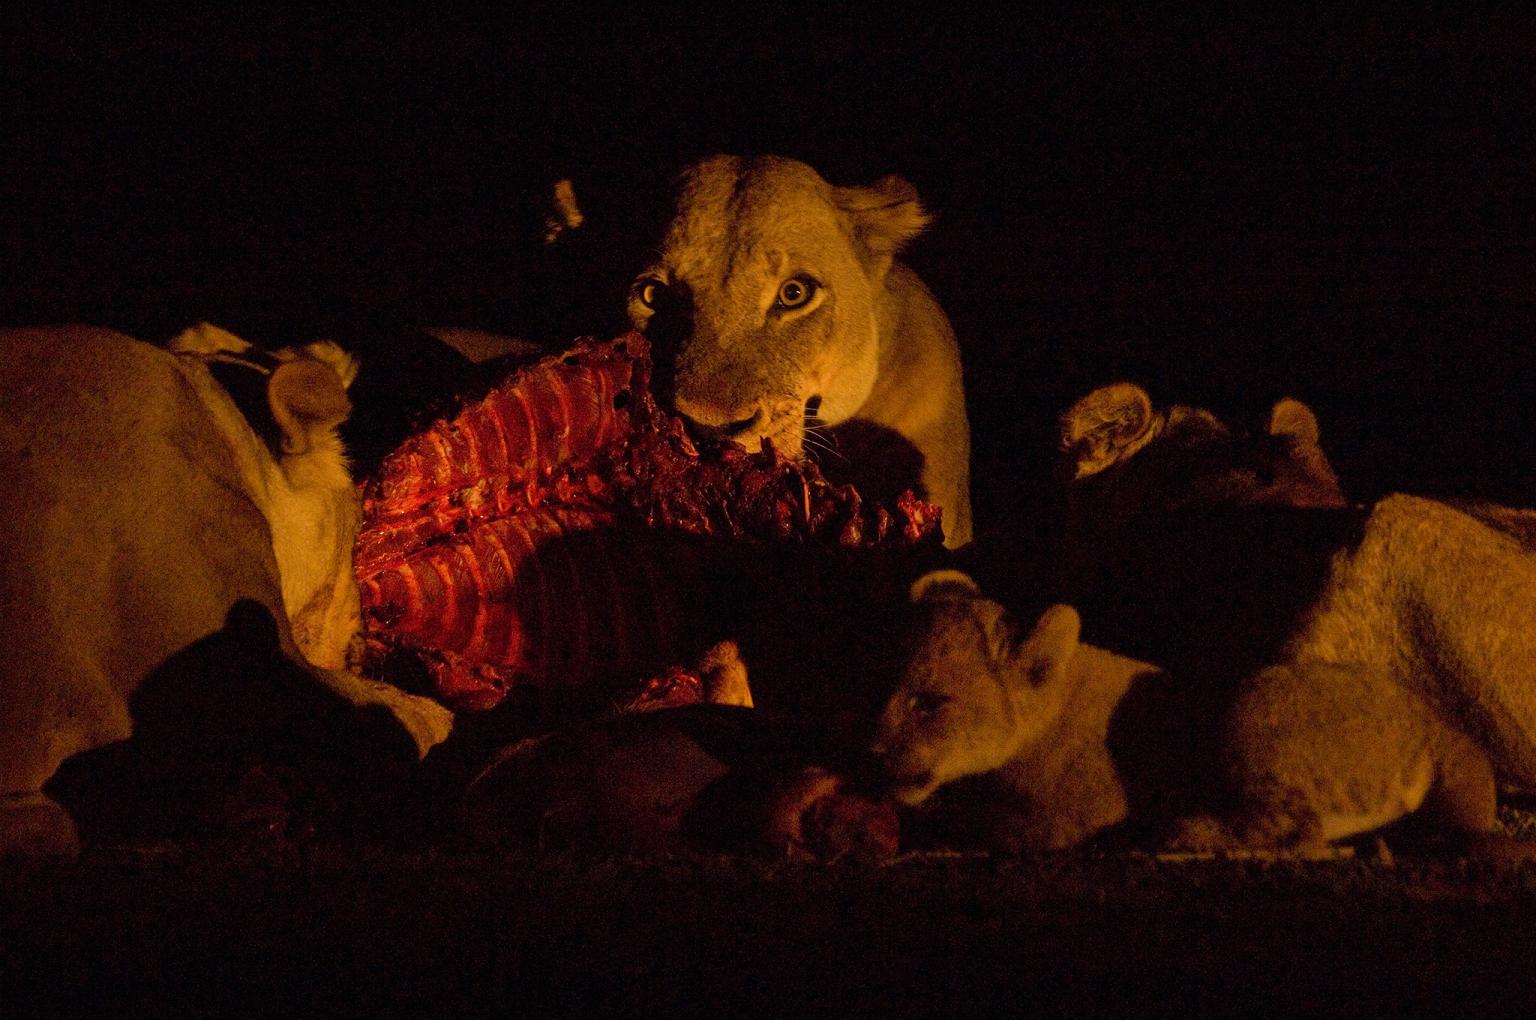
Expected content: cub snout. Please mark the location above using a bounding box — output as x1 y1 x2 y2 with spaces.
865 738 942 807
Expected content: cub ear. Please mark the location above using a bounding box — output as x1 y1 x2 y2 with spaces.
268 359 352 456
908 569 982 604
1058 382 1162 480
833 174 932 273
1013 604 1082 689
542 177 586 246
1265 397 1321 444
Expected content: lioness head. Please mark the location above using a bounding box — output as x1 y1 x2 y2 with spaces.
871 570 1081 805
626 154 931 455
169 323 364 670
1058 382 1348 535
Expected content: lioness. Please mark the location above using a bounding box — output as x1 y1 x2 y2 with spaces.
622 155 972 547
1054 382 1536 787
0 324 452 854
870 571 1509 854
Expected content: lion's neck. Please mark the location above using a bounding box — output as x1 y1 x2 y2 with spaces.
857 263 957 422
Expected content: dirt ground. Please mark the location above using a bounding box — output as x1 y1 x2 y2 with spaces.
7 840 1536 1017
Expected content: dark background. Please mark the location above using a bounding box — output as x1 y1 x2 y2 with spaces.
4 9 1534 530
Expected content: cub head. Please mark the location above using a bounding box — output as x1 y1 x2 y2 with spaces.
1058 381 1348 536
870 570 1081 806
170 322 363 670
626 154 931 455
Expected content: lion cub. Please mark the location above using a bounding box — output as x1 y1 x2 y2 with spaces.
622 155 972 547
870 571 1501 853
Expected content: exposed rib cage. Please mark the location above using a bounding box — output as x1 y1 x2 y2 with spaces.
355 332 942 712
356 335 647 576
359 507 687 711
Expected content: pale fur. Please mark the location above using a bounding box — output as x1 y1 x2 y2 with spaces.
625 155 972 547
0 324 452 854
871 573 1153 848
872 572 1502 852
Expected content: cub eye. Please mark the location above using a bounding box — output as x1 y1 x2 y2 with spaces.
908 691 952 719
634 278 667 310
775 276 818 310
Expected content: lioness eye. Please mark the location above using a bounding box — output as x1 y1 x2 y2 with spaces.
776 276 817 310
634 279 666 309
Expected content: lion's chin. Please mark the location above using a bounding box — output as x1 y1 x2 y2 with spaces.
749 423 804 459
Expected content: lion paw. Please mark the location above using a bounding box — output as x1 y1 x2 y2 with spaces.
355 678 455 758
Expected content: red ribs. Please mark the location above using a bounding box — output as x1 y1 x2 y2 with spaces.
354 332 941 712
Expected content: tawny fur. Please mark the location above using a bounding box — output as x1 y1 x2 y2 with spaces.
1288 494 1536 789
622 155 972 547
0 324 452 854
1058 383 1536 790
871 572 1503 853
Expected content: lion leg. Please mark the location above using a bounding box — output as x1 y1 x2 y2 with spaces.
316 669 455 760
1162 770 1335 855
1405 731 1536 863
1418 732 1498 836
1161 805 1331 856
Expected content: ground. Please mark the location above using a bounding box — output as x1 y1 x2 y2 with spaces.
7 839 1536 1016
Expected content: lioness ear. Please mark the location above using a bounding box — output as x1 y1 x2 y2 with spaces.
909 569 981 604
1059 383 1162 480
833 174 932 274
1012 604 1081 689
269 360 352 456
1266 397 1321 445
1265 396 1348 506
542 178 585 246
290 339 359 391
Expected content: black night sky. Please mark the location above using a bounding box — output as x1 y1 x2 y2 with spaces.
4 9 1534 526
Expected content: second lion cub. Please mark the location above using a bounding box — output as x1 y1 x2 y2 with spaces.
870 571 1502 853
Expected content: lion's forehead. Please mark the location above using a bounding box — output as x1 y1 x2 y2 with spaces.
662 168 853 286
902 611 995 685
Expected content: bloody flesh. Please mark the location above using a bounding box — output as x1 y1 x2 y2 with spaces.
355 333 942 711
